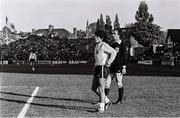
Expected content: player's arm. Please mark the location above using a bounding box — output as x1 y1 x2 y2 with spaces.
104 43 117 67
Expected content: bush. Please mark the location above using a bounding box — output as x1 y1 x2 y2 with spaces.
0 35 95 63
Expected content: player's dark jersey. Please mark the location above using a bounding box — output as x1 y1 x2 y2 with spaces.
110 41 127 73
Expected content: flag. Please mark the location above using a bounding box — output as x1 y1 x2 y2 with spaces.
6 16 8 25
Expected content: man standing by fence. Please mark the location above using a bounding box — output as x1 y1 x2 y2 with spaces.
29 49 37 71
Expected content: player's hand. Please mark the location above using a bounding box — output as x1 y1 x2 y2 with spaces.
122 67 126 74
105 62 110 67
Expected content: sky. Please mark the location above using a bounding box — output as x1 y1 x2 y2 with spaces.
0 0 180 33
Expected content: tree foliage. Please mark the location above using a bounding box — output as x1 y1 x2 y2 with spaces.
1 35 95 62
105 15 113 43
127 1 165 46
99 14 105 30
95 14 113 44
135 1 154 23
114 14 120 30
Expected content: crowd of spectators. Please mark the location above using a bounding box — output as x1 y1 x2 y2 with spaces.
0 35 95 64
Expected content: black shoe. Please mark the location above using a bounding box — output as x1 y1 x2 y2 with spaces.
105 101 112 109
114 100 122 104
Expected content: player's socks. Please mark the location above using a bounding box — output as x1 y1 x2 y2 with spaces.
98 103 105 112
115 87 124 104
105 96 110 103
119 87 124 102
105 88 110 96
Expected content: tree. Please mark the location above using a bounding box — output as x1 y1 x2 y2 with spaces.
99 14 105 30
135 1 149 22
105 15 113 43
105 15 112 31
114 14 120 30
96 19 100 32
148 14 154 23
95 14 114 44
127 1 165 46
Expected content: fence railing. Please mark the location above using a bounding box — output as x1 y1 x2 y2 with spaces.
0 60 88 64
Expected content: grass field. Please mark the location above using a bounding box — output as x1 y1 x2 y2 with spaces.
0 72 179 117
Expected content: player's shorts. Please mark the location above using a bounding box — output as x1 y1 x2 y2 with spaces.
110 64 122 73
94 65 109 78
30 59 35 62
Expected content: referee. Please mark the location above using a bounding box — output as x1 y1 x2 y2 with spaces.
105 30 127 104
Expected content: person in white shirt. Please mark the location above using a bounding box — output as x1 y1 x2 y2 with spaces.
91 30 117 112
29 50 37 71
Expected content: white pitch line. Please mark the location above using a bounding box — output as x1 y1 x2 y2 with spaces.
17 86 39 118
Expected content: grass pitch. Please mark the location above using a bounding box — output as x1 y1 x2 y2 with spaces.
0 73 179 117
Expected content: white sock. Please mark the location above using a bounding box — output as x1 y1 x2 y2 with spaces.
105 96 110 103
98 103 105 111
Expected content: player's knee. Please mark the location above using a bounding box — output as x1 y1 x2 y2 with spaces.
98 86 104 93
118 85 123 88
105 79 111 89
117 82 123 88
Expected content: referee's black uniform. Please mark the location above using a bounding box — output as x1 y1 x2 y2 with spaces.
110 41 127 73
106 41 127 104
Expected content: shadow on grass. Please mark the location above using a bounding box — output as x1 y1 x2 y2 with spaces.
0 97 97 113
0 91 31 97
0 91 96 104
0 97 26 104
31 102 97 113
0 91 98 113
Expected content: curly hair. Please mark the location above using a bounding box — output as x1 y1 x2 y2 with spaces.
94 30 109 43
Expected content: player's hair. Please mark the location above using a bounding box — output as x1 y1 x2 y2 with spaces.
112 29 120 35
94 30 108 41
